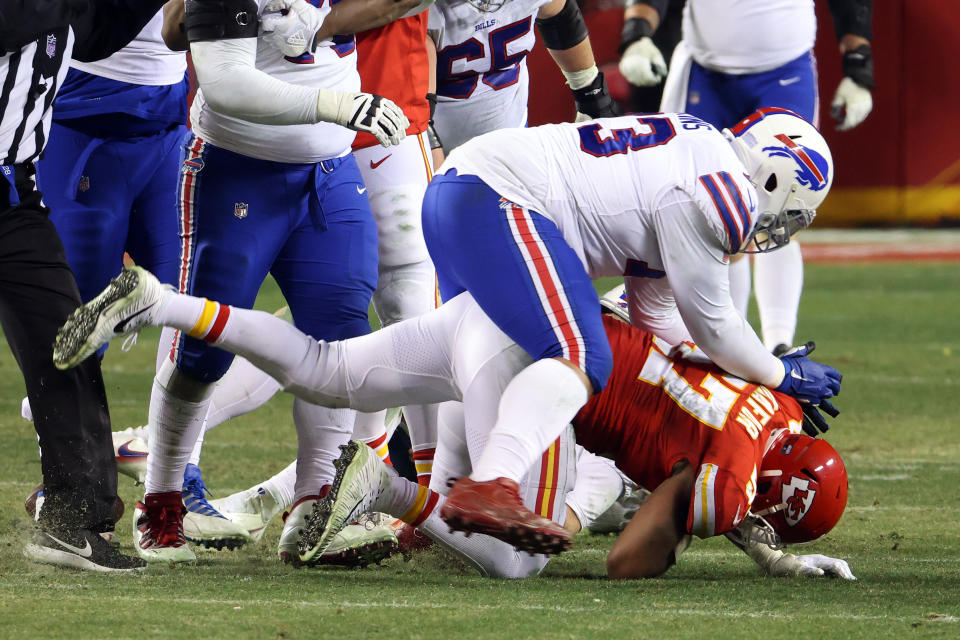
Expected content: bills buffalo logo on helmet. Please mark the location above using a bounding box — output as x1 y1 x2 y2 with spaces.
762 133 830 192
781 475 816 526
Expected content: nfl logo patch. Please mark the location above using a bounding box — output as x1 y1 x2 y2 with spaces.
234 202 248 219
46 34 57 58
78 175 90 192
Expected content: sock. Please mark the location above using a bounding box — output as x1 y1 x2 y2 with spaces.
565 448 625 531
293 400 355 502
187 428 204 467
155 290 209 333
417 502 549 579
403 403 439 487
728 255 752 317
205 356 283 432
362 430 393 465
754 240 804 350
374 472 439 528
145 376 213 494
413 447 435 487
471 359 589 483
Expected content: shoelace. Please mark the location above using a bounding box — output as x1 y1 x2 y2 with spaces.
120 332 139 352
141 505 186 547
182 476 223 517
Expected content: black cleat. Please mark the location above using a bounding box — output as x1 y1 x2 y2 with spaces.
24 527 146 572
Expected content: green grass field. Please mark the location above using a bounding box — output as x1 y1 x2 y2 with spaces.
1 261 958 639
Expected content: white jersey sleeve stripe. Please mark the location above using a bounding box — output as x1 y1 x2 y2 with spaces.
504 202 586 369
692 462 718 538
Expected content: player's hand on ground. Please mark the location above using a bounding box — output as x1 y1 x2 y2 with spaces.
771 552 856 580
800 398 839 437
618 38 667 87
774 341 842 405
337 93 409 147
572 72 620 121
831 44 874 131
261 0 326 58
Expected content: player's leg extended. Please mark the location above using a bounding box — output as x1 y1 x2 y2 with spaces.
745 51 819 351
357 132 440 485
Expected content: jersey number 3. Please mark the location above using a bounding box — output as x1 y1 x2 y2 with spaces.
578 116 676 157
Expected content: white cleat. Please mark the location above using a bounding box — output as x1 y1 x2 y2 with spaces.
278 496 319 566
298 442 392 565
54 266 166 370
111 431 148 483
132 495 196 563
314 512 399 568
208 486 284 543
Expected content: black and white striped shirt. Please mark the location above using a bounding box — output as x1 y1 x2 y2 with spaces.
0 0 167 169
0 27 73 165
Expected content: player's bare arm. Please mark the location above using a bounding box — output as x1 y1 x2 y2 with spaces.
313 0 423 42
606 460 693 579
161 0 187 51
535 0 617 120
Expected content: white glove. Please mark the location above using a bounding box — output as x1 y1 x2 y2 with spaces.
322 91 409 147
830 76 873 131
770 553 857 581
618 37 667 87
260 0 327 58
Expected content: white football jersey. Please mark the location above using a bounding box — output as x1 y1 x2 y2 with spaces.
429 0 550 151
72 13 187 86
443 113 758 277
191 0 359 163
683 0 816 74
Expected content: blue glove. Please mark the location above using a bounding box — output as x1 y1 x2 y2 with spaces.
774 342 842 404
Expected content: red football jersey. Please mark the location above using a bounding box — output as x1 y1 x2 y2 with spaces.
352 14 430 150
574 316 805 538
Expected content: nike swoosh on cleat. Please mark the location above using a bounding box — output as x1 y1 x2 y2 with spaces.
113 303 155 334
779 76 801 86
369 154 392 169
47 533 93 558
117 441 148 458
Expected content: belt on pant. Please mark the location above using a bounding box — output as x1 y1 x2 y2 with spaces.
0 163 37 210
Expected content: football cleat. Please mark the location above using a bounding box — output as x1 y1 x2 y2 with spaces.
298 441 393 565
133 492 196 563
53 266 165 370
440 477 572 555
314 513 399 568
112 431 148 483
181 464 249 550
24 526 146 572
278 495 322 566
588 479 650 535
208 486 284 543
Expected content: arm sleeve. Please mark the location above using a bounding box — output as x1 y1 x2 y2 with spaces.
653 189 784 387
627 0 669 22
190 38 322 125
826 0 872 41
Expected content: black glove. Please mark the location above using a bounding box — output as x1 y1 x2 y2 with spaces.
841 44 874 89
801 398 840 437
572 71 620 119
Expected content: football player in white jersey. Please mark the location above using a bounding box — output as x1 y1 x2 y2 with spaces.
118 0 426 563
618 0 874 354
56 108 844 554
429 0 618 154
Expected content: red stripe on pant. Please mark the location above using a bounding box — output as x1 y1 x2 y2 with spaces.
508 204 583 368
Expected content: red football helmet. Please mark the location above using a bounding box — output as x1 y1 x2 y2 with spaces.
751 432 848 544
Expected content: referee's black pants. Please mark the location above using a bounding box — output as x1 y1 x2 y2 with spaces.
0 166 117 533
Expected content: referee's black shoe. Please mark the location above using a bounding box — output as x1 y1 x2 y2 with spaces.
24 527 146 572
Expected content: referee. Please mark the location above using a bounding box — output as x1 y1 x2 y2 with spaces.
1 0 168 571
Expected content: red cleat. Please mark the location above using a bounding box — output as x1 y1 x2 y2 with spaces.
439 477 571 554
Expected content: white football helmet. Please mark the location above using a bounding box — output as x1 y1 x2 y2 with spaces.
724 108 834 253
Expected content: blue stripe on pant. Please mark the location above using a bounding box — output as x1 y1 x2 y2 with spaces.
685 50 819 128
422 171 612 392
173 135 378 383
